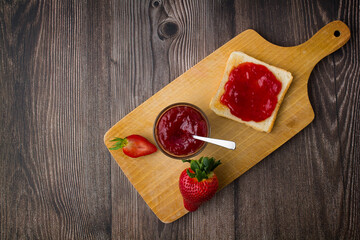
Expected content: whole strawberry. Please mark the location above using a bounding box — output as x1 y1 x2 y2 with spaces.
109 135 157 158
179 157 221 212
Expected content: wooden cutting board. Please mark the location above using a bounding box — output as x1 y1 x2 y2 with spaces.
104 21 350 223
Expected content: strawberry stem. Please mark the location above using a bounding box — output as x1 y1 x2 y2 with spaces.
109 137 128 150
182 157 221 181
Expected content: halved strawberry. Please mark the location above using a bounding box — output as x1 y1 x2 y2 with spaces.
109 135 157 158
179 157 221 211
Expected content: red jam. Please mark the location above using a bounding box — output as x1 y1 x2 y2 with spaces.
220 62 282 122
156 105 208 157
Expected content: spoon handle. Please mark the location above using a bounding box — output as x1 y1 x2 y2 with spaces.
193 135 236 150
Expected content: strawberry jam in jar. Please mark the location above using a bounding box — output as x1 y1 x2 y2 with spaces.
154 103 210 159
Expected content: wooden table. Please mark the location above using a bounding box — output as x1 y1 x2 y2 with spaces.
1 0 359 239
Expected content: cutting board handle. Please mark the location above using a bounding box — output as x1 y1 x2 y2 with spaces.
298 21 350 65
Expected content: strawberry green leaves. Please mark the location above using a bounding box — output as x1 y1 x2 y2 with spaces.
109 137 128 150
182 157 221 182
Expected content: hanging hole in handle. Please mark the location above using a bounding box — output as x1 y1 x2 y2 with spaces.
334 30 341 37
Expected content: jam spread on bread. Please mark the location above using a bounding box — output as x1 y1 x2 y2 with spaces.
156 105 208 156
220 62 282 122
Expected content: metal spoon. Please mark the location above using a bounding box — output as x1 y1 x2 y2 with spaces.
193 135 236 150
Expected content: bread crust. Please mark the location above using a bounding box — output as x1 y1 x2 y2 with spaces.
209 51 293 133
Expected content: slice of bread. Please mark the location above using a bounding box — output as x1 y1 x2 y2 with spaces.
210 51 293 133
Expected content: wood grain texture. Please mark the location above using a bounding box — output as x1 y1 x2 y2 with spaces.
0 0 112 239
336 0 360 238
1 0 359 239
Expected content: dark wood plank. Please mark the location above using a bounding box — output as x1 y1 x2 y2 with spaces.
0 0 112 239
336 0 360 238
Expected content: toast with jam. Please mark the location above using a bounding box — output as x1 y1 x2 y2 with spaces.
210 51 293 133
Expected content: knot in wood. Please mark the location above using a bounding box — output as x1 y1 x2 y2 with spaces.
158 21 179 40
152 0 161 8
